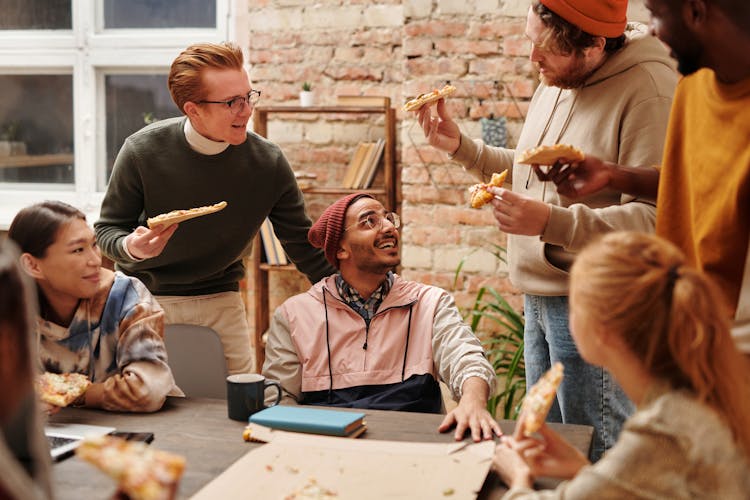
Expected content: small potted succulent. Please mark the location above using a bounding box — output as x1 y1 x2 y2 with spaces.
299 82 314 107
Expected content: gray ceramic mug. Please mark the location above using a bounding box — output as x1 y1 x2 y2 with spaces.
226 374 282 421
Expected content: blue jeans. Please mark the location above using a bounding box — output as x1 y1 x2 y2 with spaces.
524 294 634 461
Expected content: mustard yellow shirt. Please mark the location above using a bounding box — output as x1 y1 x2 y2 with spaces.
657 69 750 320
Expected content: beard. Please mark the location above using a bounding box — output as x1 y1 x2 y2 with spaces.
538 58 596 89
539 66 592 89
673 49 701 76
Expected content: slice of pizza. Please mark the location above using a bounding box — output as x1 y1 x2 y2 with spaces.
402 84 457 112
468 170 508 209
515 362 564 437
76 435 186 500
37 372 91 407
516 144 584 166
146 201 228 229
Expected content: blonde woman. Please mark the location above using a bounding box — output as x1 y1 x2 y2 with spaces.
493 231 750 498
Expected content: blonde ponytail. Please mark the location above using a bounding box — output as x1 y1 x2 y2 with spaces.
571 231 750 455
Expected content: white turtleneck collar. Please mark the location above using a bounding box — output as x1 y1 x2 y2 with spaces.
183 119 230 155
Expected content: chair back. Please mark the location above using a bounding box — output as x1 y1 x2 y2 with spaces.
164 324 228 399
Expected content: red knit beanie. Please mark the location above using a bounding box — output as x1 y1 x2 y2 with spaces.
540 0 628 38
308 193 373 268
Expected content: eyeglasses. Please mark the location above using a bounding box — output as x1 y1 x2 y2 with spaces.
344 212 401 232
198 90 261 114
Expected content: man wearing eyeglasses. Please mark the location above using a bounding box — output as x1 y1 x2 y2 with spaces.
95 42 334 376
262 193 502 442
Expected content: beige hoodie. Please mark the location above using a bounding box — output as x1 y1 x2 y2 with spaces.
452 26 677 295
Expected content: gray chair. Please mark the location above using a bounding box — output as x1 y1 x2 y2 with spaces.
164 324 228 399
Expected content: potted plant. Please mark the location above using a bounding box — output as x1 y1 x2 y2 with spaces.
299 82 314 107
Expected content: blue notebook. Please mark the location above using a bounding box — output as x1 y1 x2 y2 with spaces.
249 406 366 437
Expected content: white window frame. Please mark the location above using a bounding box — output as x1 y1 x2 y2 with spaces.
0 0 247 228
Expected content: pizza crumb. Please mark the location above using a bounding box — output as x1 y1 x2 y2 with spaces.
443 488 455 496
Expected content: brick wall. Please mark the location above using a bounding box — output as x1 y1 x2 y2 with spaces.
244 0 650 345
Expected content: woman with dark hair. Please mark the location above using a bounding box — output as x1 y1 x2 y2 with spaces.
9 201 176 412
0 238 53 499
493 232 750 498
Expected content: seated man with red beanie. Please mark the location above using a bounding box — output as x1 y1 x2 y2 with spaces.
262 194 501 442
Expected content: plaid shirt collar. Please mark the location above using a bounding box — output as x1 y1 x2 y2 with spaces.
335 271 394 325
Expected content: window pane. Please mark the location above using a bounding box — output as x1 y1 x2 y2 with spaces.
105 74 181 184
0 0 71 30
0 75 74 184
103 0 216 29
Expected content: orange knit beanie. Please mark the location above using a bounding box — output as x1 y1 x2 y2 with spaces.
540 0 628 37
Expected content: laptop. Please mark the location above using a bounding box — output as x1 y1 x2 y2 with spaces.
44 423 116 461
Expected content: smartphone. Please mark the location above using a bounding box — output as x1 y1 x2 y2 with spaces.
109 431 155 444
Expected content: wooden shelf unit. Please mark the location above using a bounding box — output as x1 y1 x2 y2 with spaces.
251 103 397 370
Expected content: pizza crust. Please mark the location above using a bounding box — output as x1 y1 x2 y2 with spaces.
402 84 457 112
146 201 228 229
516 144 584 166
468 170 508 209
516 362 564 437
37 372 91 407
77 435 186 500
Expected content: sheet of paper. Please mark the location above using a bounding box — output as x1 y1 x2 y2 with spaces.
191 432 494 500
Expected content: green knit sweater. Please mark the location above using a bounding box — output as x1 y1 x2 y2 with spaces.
95 117 334 295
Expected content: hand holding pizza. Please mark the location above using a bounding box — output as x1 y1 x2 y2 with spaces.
415 94 462 155
533 155 613 199
501 424 590 480
125 223 179 260
488 188 551 237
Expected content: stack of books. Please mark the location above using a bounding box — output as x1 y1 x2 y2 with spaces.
259 218 288 266
249 405 367 438
341 139 385 189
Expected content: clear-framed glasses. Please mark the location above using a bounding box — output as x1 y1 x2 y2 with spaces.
198 89 261 114
344 212 401 232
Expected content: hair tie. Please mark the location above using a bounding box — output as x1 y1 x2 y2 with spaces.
666 264 680 290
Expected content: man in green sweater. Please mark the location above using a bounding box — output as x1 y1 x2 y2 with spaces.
95 42 334 375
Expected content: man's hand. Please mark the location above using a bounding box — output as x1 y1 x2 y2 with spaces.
416 98 462 155
532 155 612 199
438 377 502 442
125 223 179 260
501 424 589 479
487 187 551 236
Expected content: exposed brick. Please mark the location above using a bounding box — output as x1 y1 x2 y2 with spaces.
499 0 532 17
502 36 531 57
401 245 432 269
403 37 434 57
434 38 500 57
404 20 468 37
404 0 433 18
363 5 404 27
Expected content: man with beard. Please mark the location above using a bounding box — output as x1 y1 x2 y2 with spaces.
537 0 750 357
414 0 677 460
262 193 500 442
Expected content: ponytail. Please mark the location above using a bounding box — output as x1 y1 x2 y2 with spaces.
571 231 750 455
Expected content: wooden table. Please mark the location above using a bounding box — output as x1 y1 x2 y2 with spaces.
51 397 592 499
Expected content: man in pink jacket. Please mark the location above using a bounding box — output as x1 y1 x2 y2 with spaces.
262 193 500 442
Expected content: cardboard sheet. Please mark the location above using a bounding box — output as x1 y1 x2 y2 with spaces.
192 429 494 499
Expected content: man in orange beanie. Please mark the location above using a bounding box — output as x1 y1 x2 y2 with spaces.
537 0 750 360
414 0 677 460
263 194 502 442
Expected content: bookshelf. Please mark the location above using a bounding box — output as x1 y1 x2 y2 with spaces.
251 102 397 370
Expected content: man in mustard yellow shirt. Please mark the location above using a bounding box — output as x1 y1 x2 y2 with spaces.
537 0 750 354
